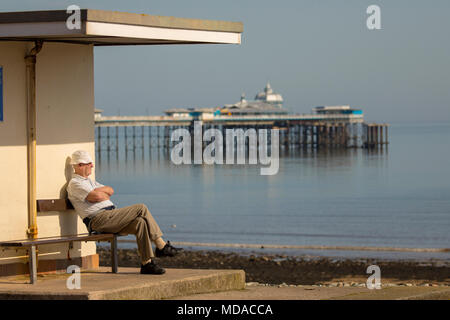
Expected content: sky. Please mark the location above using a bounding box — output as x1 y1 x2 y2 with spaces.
3 0 450 123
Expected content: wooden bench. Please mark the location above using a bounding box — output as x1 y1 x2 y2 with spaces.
0 199 118 284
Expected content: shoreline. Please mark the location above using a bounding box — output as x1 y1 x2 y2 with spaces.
117 239 450 253
115 240 450 261
97 247 450 286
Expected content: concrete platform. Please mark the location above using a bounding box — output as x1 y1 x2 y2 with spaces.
0 267 245 300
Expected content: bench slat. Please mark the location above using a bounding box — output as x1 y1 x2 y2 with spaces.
0 233 114 247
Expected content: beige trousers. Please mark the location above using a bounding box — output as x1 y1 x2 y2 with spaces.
90 203 163 263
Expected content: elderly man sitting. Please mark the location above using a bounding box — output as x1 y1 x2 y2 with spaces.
67 150 181 275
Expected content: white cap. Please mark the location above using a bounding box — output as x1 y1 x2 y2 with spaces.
70 150 93 165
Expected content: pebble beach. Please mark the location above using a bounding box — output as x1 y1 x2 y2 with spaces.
97 247 450 287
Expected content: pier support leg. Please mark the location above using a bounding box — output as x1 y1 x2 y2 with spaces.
343 124 348 147
149 126 152 149
380 125 384 147
132 126 136 150
106 126 110 152
375 125 379 148
157 126 160 148
116 126 119 153
97 127 101 153
141 126 145 150
385 125 389 145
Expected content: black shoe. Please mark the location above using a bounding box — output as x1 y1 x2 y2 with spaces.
140 260 166 275
155 241 183 257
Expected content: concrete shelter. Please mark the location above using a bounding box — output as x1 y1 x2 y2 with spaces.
0 9 242 277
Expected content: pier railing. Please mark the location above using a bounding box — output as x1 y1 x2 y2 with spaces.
94 115 388 152
95 113 364 126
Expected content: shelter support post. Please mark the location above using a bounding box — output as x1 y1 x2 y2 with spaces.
111 235 118 273
25 40 43 239
28 245 37 284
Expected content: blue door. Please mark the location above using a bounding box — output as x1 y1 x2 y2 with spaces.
0 66 3 122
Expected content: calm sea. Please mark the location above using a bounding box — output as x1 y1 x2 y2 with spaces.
95 122 450 260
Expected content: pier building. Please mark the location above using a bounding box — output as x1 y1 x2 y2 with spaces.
254 82 284 108
313 105 363 116
164 83 288 118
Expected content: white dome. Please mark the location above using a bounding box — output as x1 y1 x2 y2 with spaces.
255 83 283 107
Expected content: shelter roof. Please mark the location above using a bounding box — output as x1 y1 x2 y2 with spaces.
0 9 243 45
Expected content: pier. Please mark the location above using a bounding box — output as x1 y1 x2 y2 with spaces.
95 114 389 153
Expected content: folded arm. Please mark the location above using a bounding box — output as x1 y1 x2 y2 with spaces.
86 186 114 203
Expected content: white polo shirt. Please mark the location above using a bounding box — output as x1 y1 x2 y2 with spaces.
67 174 115 219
